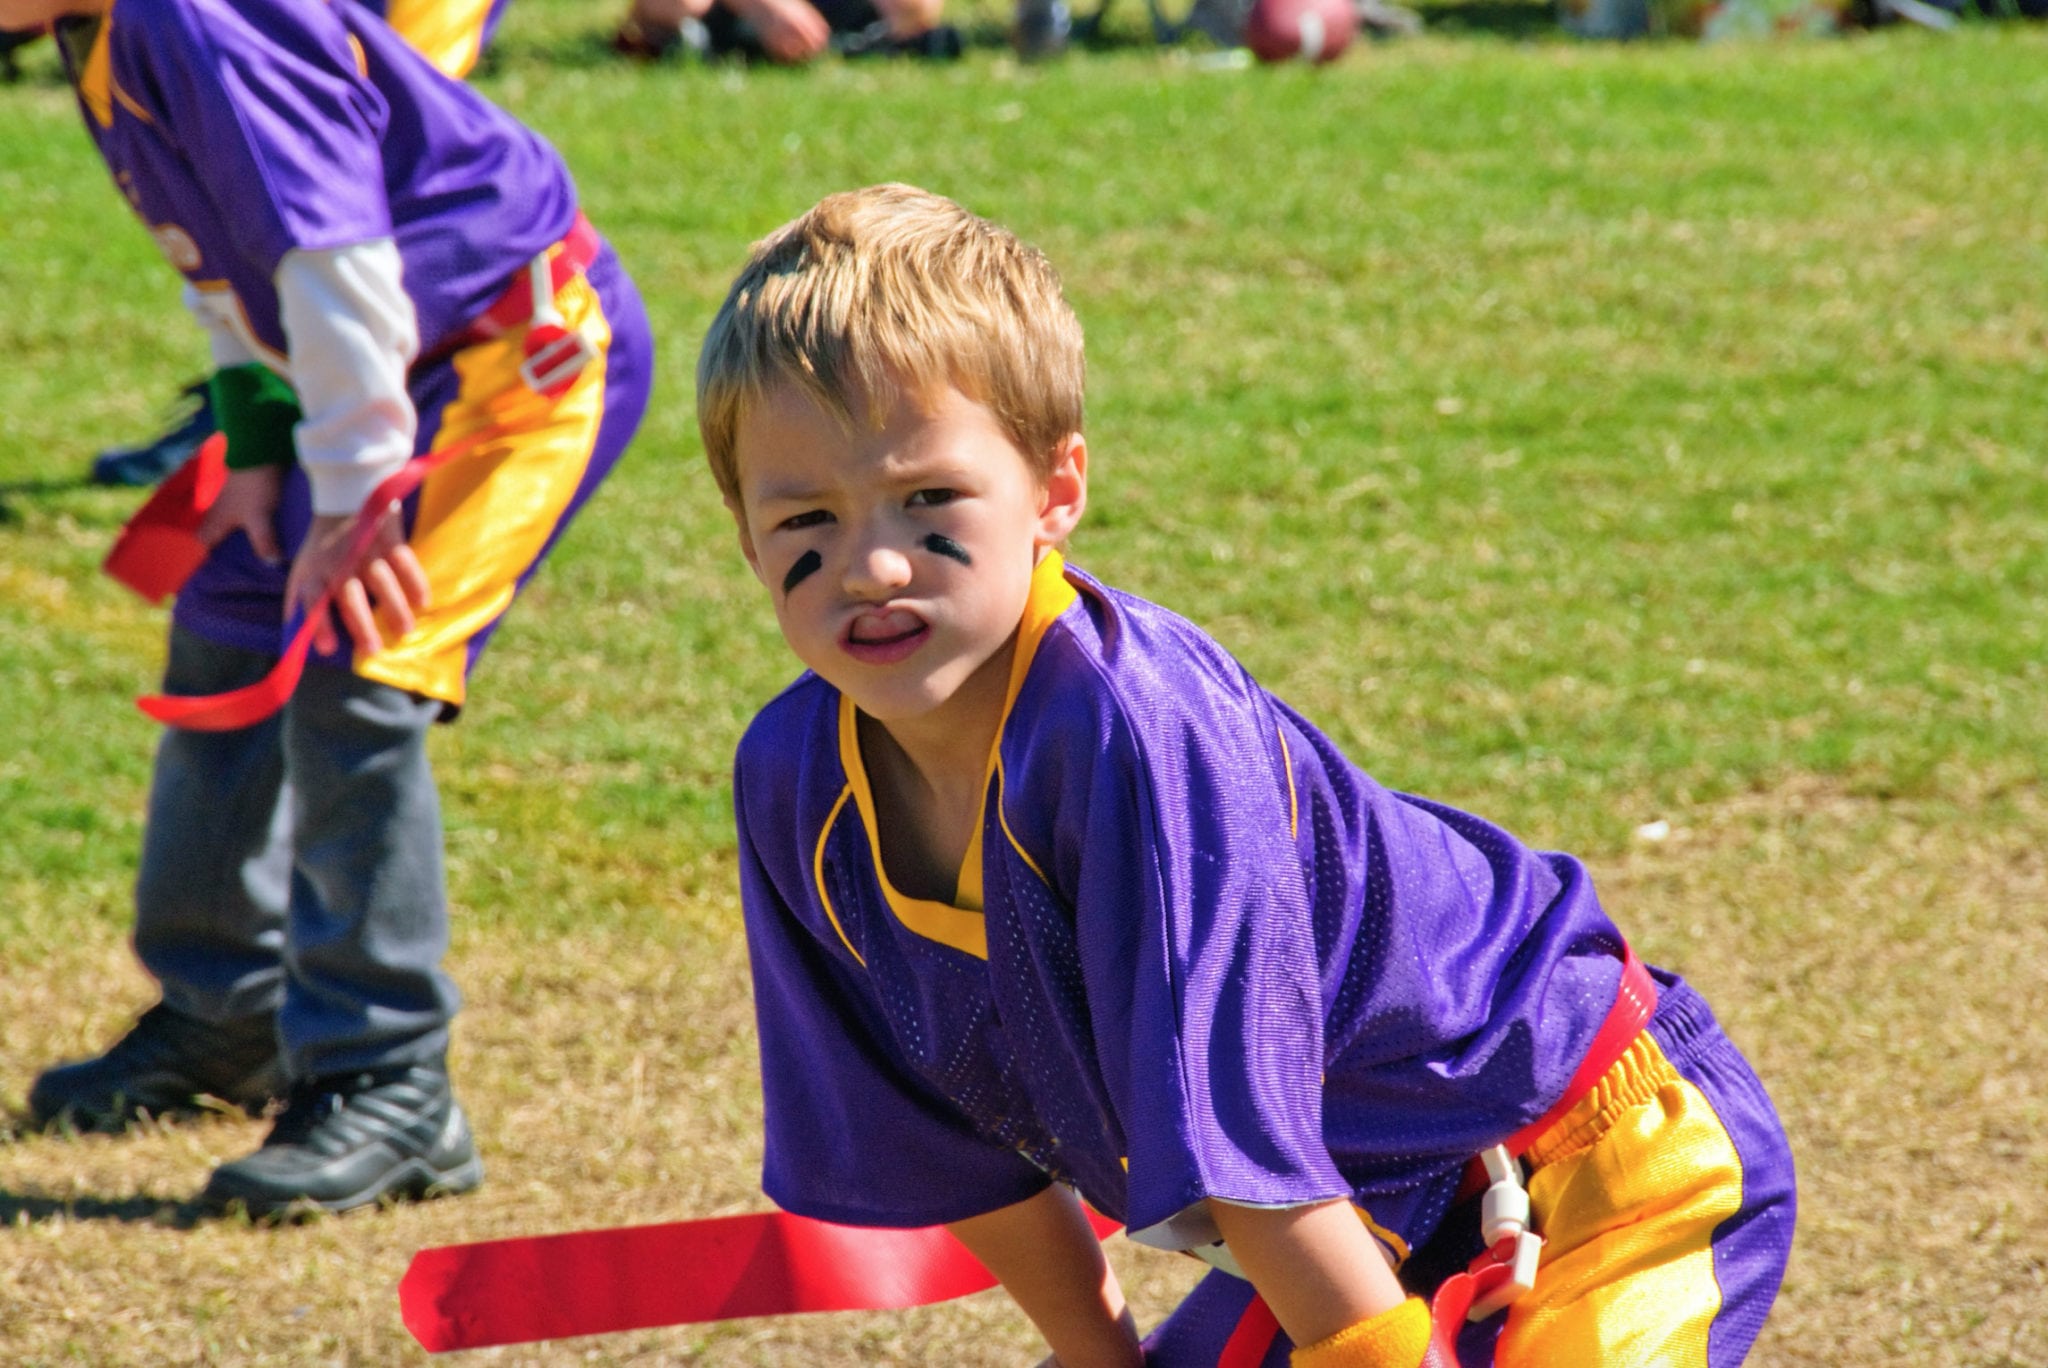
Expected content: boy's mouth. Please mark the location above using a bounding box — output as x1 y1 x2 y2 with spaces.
842 609 930 664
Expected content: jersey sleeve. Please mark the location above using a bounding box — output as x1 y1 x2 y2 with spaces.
735 756 1052 1230
1042 638 1351 1248
122 0 392 274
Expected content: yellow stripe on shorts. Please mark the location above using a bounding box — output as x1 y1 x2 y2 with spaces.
1495 1029 1746 1367
353 268 612 706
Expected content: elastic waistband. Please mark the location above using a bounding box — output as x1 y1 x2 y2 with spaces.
1520 1029 1677 1169
1503 943 1658 1158
1520 970 1723 1171
1640 969 1724 1070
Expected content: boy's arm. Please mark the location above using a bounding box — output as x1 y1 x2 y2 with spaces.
275 239 418 520
946 1186 1142 1368
1208 1198 1430 1367
274 239 428 655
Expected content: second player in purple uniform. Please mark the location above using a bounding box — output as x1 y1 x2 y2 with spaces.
20 0 654 1217
81 0 512 490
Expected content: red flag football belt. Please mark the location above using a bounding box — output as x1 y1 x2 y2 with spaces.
106 426 498 731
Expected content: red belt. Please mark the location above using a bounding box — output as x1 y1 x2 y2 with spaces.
451 210 601 348
1460 942 1658 1198
123 425 504 731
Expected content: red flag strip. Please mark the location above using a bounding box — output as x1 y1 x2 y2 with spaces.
102 431 229 605
399 1207 1123 1354
1216 1294 1282 1368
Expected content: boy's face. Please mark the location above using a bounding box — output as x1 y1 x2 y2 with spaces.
731 380 1086 739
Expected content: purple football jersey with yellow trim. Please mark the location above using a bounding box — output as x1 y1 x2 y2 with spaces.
60 0 575 361
737 553 1630 1260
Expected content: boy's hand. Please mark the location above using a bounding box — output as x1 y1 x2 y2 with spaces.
284 503 431 658
197 464 287 563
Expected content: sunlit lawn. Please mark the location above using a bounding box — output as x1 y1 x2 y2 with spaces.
2 12 2044 1365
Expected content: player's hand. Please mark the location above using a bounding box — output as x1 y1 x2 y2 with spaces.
284 505 431 658
196 465 286 562
728 0 830 60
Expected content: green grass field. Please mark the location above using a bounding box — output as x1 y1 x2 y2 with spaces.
2 9 2045 1365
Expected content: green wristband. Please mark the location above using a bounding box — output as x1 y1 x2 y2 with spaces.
207 363 302 470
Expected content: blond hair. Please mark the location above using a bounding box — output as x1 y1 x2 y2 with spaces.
697 184 1085 504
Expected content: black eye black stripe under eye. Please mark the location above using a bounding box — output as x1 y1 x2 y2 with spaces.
782 549 822 595
923 534 972 566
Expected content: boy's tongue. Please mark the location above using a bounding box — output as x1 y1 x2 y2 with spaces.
849 609 925 645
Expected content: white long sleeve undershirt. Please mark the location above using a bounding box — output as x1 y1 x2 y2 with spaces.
182 239 420 517
276 240 420 516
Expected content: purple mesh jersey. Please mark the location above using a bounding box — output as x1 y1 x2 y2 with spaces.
735 554 1632 1260
60 0 577 361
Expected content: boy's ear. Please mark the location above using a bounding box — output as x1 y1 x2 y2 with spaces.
728 499 768 588
1035 433 1088 548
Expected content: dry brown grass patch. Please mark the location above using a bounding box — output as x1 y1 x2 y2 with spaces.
5 781 2044 1365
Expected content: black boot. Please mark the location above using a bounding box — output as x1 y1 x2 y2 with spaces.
200 1061 482 1217
29 1002 282 1133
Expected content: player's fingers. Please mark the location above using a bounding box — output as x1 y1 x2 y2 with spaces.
362 559 416 640
387 543 432 611
337 577 385 656
310 601 340 657
195 503 231 550
284 559 317 626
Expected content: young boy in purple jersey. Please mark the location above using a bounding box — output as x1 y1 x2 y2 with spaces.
696 184 1795 1368
11 0 654 1216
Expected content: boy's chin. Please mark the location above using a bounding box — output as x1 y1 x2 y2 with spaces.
834 670 982 731
840 683 950 726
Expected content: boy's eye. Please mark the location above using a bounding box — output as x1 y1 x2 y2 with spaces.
908 488 958 508
778 509 833 532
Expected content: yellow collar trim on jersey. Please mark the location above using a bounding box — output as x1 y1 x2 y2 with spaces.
826 550 1079 961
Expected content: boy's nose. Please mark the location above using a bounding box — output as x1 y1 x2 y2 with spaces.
841 531 915 598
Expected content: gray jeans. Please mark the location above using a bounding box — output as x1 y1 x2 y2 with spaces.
133 625 458 1080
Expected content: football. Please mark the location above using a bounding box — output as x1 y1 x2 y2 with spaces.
1242 0 1359 63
